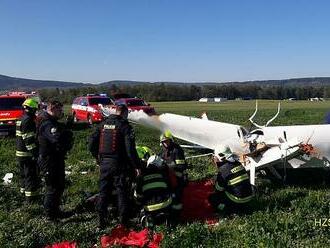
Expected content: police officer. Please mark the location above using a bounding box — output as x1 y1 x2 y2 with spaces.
134 155 173 228
16 98 40 201
208 145 254 214
89 104 141 228
159 130 187 215
38 100 73 220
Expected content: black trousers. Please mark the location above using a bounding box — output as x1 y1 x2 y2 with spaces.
174 176 185 200
97 157 129 224
208 191 250 214
171 175 186 215
18 158 40 197
39 155 65 217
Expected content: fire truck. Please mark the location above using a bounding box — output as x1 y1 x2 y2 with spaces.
0 91 40 136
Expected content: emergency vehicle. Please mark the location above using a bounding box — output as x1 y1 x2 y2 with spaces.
115 97 156 115
0 91 40 136
71 94 114 124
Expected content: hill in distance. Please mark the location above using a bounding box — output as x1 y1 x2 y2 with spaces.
0 74 88 90
2 74 330 90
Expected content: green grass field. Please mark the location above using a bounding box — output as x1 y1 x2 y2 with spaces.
1 100 330 247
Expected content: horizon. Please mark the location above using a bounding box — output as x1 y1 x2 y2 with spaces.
1 0 330 83
3 73 330 85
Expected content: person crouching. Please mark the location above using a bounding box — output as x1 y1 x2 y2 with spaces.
208 145 254 215
134 155 173 228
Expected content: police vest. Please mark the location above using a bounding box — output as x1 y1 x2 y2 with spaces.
98 116 127 158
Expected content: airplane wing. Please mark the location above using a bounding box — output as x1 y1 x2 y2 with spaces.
129 110 330 185
129 111 248 153
262 124 330 168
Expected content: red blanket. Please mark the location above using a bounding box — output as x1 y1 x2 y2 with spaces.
181 179 218 223
45 241 77 248
101 225 163 248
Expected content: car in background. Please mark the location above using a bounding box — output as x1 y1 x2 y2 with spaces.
0 91 40 136
112 93 131 100
115 97 156 115
71 94 114 124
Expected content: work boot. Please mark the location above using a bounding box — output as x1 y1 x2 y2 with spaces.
140 214 154 228
46 210 73 221
108 205 118 217
46 212 59 222
98 213 108 229
56 210 74 219
119 215 130 227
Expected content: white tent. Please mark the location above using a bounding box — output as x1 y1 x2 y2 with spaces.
198 98 214 102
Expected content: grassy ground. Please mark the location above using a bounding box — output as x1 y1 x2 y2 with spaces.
1 100 330 247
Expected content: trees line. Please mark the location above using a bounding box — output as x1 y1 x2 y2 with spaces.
39 83 330 104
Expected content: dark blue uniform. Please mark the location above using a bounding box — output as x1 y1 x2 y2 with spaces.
160 142 187 215
89 114 140 227
38 111 73 219
134 164 173 227
16 113 40 198
208 159 254 214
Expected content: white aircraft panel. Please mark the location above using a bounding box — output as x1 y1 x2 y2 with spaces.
263 124 330 166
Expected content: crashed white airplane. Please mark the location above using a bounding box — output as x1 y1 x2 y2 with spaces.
100 102 330 185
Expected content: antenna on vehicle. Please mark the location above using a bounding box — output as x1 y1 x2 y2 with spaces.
249 101 281 128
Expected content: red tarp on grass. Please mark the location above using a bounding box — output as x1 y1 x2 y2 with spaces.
181 179 218 224
45 241 77 248
100 225 163 248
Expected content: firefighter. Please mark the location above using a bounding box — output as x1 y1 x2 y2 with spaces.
16 98 40 201
159 130 187 216
38 100 73 220
134 155 173 228
89 104 141 228
208 145 254 214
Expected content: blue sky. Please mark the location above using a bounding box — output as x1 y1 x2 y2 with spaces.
1 0 330 83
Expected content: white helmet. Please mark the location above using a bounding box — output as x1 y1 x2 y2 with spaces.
214 145 234 162
147 155 164 168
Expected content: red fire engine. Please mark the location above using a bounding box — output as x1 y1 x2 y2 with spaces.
0 91 40 136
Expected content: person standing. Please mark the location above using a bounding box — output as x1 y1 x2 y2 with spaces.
89 104 141 228
16 98 40 201
38 100 73 220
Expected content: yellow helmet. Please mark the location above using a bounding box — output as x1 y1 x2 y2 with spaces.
22 98 38 109
160 130 173 142
136 146 153 162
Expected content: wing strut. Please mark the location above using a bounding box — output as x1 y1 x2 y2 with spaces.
249 101 281 128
